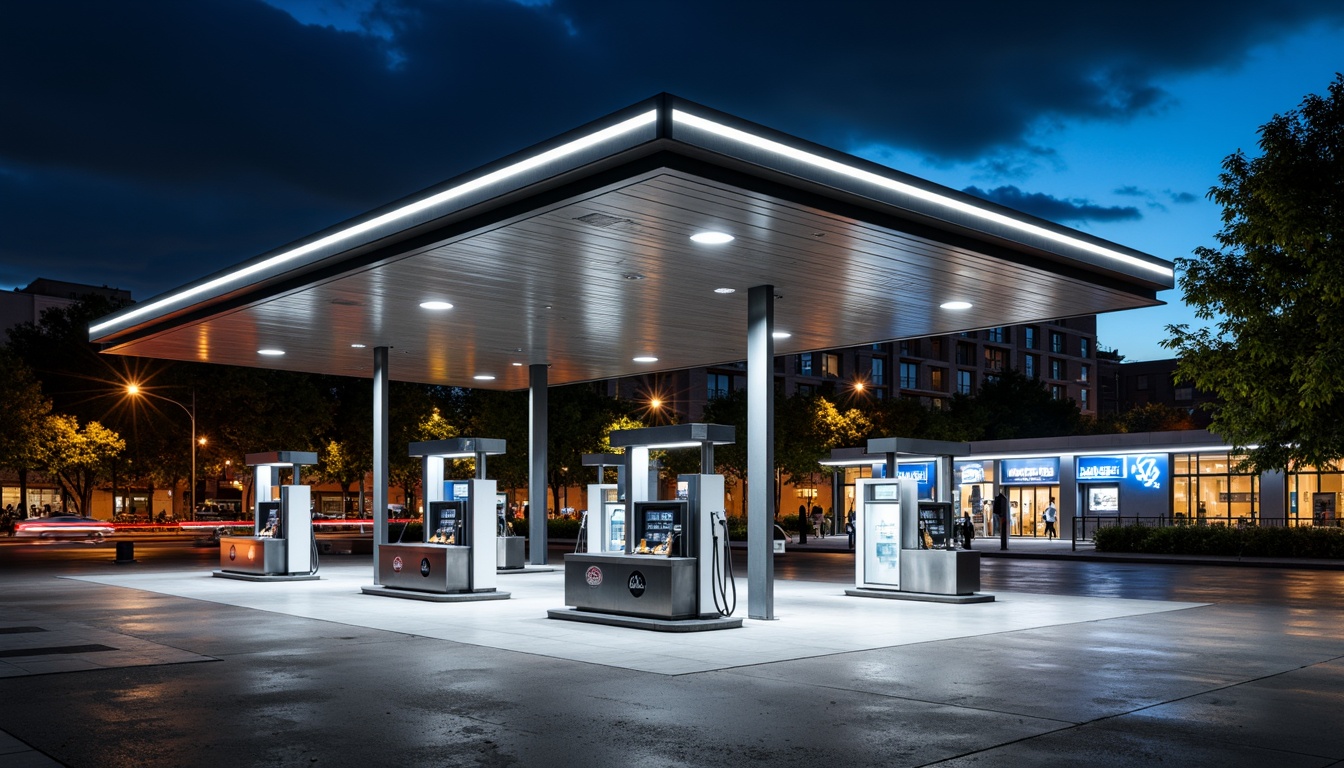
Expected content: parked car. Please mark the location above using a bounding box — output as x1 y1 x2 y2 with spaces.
15 515 116 541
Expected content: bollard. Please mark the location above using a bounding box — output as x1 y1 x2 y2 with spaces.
114 540 136 564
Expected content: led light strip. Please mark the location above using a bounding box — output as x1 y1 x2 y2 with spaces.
91 110 661 337
671 110 1173 279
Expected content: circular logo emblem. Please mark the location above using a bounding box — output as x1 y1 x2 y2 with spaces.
392 556 404 573
228 545 237 561
247 545 256 562
628 570 646 598
420 558 431 577
585 566 603 586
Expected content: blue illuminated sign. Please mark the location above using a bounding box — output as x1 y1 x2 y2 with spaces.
1075 455 1166 492
872 461 937 499
1076 456 1125 482
955 461 986 485
998 457 1060 485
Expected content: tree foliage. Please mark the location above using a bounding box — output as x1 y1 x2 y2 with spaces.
1165 74 1344 472
35 414 125 514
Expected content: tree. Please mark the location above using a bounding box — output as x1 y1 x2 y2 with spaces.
1166 74 1344 472
0 348 52 512
35 414 125 515
944 369 1081 441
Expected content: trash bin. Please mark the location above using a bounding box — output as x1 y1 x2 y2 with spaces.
115 541 135 563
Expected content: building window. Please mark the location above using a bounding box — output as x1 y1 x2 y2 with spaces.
870 358 885 386
1050 331 1065 353
930 397 945 410
1079 337 1090 358
1080 364 1090 382
929 338 945 359
1050 358 1065 380
930 368 946 391
957 370 973 395
1175 385 1194 401
985 327 1008 343
1024 327 1037 349
707 373 731 401
956 342 975 365
900 362 918 389
796 383 815 397
1050 384 1065 400
984 347 1007 372
1173 452 1259 523
1080 388 1090 410
872 388 885 400
821 353 840 378
1136 374 1150 390
797 353 813 376
1024 354 1037 379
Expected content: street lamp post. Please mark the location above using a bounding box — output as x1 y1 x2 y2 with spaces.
127 385 197 521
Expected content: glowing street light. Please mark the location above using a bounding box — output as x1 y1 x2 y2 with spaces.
126 384 197 520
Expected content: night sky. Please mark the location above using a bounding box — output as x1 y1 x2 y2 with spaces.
4 1 1343 360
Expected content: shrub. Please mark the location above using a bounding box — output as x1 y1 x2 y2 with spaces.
1094 523 1344 558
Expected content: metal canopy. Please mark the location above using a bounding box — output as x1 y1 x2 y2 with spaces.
407 437 507 459
89 94 1172 387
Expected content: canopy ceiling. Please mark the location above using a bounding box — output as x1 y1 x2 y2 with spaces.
90 94 1173 388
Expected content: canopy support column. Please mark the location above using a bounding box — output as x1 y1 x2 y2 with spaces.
529 364 549 565
372 346 389 584
747 285 775 620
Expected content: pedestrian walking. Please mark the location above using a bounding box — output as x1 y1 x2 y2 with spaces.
1043 497 1058 540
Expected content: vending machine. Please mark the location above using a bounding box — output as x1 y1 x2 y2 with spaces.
855 477 911 590
585 483 624 554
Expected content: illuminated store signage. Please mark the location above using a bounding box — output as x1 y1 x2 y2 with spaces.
998 458 1060 485
955 461 987 485
1076 454 1166 492
872 461 936 499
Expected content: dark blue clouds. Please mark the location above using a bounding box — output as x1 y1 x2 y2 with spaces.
962 185 1141 225
3 0 1342 297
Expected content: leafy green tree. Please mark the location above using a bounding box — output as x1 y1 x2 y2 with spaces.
35 414 125 515
945 369 1081 440
1166 75 1344 472
0 347 52 511
463 389 529 496
699 389 748 514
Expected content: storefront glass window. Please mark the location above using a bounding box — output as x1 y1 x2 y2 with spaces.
1287 461 1342 526
1173 452 1258 524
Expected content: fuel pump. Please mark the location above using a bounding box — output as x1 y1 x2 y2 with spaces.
557 424 740 629
217 451 318 580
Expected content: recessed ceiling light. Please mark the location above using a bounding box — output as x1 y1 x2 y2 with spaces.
940 301 973 310
350 343 366 348
419 300 453 310
258 349 285 356
714 287 736 294
772 331 792 339
473 374 496 381
512 362 524 367
690 231 734 244
633 356 658 363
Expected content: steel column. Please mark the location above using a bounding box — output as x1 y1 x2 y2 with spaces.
747 285 775 619
372 346 389 583
529 364 549 565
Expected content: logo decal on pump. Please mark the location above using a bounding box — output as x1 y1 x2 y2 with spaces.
585 566 603 586
628 570 646 598
420 558 431 577
228 545 237 561
247 546 256 562
392 556 404 573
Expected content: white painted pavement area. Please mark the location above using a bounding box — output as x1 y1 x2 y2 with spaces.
70 562 1204 676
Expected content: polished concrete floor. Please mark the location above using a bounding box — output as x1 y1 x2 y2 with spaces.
1 544 1342 767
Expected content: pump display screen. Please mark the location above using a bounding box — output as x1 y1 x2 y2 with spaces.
258 501 281 538
641 506 678 544
445 481 469 501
